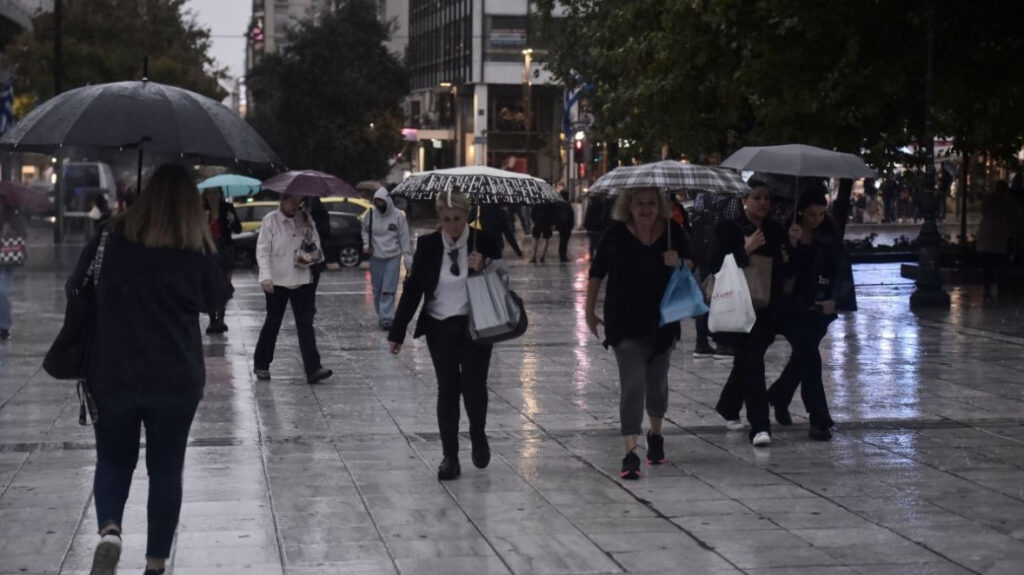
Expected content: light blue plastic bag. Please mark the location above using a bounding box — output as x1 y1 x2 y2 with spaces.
659 265 710 326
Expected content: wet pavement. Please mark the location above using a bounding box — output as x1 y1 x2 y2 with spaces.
2 233 1024 574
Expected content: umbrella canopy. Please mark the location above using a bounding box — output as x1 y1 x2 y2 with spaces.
197 174 262 199
720 144 875 179
588 161 751 196
390 166 562 205
749 172 828 200
0 80 281 170
0 181 51 212
261 170 358 198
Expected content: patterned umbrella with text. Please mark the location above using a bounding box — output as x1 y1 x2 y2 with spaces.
390 166 563 205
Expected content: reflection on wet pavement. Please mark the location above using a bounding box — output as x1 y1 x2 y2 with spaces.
2 234 1024 574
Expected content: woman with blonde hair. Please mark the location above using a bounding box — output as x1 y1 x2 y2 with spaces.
585 187 692 479
388 190 503 480
70 164 229 575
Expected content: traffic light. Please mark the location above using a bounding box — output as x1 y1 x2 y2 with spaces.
573 138 585 164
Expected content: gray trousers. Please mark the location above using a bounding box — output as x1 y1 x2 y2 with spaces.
612 339 672 436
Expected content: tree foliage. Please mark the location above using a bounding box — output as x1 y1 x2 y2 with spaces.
535 0 1024 170
8 0 225 113
246 0 409 182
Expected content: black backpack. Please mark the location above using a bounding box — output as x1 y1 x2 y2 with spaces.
689 208 722 269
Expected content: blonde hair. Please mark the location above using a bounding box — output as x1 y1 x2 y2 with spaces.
611 187 670 223
115 164 216 253
434 189 471 214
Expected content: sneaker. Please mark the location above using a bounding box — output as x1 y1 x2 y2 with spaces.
772 400 793 426
471 434 490 469
752 431 771 447
307 367 333 384
809 426 833 441
379 320 392 331
713 345 735 359
620 451 641 479
254 369 271 381
693 343 716 358
725 419 745 431
645 431 665 465
143 569 166 575
437 456 461 480
89 532 122 575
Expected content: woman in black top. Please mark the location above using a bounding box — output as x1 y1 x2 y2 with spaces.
202 187 241 334
585 187 691 479
71 164 229 575
768 187 840 440
388 190 503 481
710 182 801 447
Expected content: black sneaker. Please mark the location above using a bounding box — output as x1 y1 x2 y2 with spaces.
437 456 461 480
809 426 833 441
713 345 735 359
620 451 641 480
646 431 665 465
254 368 271 381
306 367 333 384
693 343 716 358
90 532 121 575
471 434 490 469
772 400 793 426
143 569 166 575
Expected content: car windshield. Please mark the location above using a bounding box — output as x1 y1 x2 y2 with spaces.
326 200 365 216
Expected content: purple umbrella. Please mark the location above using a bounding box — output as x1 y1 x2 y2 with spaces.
261 170 359 197
0 181 52 212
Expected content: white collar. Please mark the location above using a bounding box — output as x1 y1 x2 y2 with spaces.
441 225 469 251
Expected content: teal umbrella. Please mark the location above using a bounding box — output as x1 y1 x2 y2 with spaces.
197 174 261 199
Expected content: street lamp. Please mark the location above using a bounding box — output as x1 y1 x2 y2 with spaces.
522 48 533 174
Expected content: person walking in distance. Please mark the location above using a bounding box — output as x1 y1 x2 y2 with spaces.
73 164 229 575
202 187 241 334
584 188 693 479
388 190 504 481
0 198 26 340
362 187 411 330
253 194 333 384
554 186 576 262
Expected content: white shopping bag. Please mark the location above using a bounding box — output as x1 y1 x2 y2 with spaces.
708 254 757 333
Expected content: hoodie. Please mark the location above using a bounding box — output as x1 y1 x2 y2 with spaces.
362 187 411 262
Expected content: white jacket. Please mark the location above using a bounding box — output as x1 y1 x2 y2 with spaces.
256 208 323 287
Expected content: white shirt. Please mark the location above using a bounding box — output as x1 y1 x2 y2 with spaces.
427 226 470 320
256 209 323 288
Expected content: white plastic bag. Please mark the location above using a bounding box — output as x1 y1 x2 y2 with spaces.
708 254 756 333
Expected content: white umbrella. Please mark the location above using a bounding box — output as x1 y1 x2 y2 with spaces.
588 161 751 196
720 144 876 179
391 166 562 205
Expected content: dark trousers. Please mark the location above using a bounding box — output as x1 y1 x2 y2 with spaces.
694 266 712 347
768 310 836 428
425 315 494 457
92 393 199 559
557 227 572 261
715 310 777 439
254 283 321 374
587 231 604 259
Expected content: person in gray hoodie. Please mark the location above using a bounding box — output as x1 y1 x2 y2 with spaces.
362 187 412 329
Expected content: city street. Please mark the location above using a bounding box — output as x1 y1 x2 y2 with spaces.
2 234 1024 574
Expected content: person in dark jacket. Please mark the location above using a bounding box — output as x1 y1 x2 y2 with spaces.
583 193 612 259
388 190 504 481
585 187 692 479
767 187 840 441
476 203 522 257
709 182 801 447
70 164 229 575
554 188 575 262
202 187 242 334
529 202 554 263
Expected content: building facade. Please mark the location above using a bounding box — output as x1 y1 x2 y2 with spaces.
407 0 564 183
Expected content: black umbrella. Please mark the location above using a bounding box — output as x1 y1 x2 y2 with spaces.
0 79 281 183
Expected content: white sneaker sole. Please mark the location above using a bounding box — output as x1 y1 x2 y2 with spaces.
90 536 121 575
752 432 772 447
725 420 744 431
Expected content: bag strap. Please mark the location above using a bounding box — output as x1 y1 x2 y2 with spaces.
84 228 111 287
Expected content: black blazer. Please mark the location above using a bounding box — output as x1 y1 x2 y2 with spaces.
388 228 503 345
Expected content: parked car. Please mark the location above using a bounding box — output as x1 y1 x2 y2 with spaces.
322 196 373 218
232 211 366 269
233 200 279 232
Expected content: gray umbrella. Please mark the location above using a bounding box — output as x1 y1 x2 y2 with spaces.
721 144 875 179
0 80 280 170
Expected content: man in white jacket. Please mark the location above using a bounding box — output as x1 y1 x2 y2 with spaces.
362 187 412 330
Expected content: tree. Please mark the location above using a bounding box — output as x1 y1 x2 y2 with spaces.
246 0 409 183
8 0 225 114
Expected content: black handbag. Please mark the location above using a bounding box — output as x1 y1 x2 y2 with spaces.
43 229 109 379
834 252 858 313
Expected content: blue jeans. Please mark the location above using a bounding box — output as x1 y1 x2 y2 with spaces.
92 393 199 559
370 256 401 324
0 267 12 331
